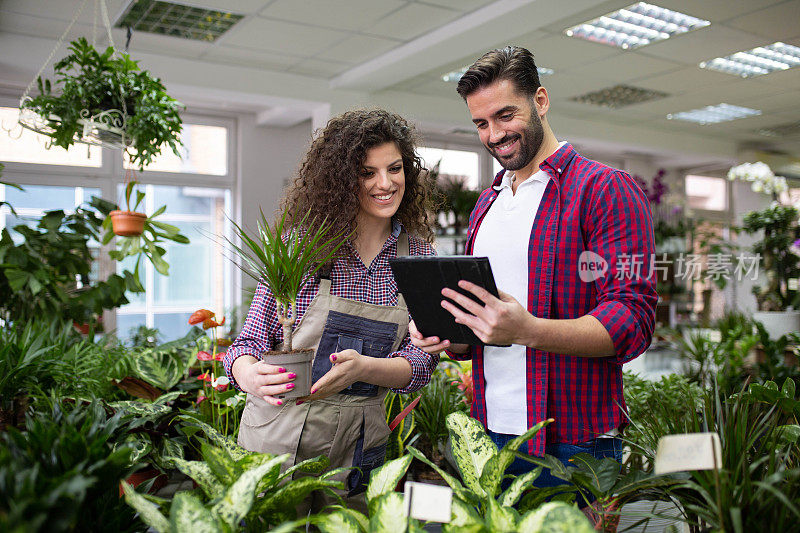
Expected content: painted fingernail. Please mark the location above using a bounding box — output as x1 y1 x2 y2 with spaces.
287 372 297 379
286 383 295 390
296 400 304 405
278 367 287 373
331 354 337 362
310 388 317 394
277 400 283 405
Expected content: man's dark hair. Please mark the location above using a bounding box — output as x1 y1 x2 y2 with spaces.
456 46 541 100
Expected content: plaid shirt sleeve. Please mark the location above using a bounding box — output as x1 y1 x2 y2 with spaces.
389 237 440 393
223 281 282 391
585 170 657 364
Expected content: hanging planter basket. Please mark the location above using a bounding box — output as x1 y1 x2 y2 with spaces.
16 0 183 170
109 210 147 237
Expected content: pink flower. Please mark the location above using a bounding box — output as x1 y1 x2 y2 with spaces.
196 395 207 404
197 351 213 361
214 352 226 362
197 372 212 382
215 383 229 392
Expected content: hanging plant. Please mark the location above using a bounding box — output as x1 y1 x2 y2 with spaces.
109 179 147 236
20 36 184 170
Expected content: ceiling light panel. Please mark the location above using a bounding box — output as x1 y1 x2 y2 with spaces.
564 2 710 50
699 42 800 78
116 0 244 42
570 84 668 108
441 66 553 83
666 103 761 125
757 121 800 138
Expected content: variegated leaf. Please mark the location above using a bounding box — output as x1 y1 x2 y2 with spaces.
314 508 364 533
498 467 542 508
172 457 224 499
236 453 288 494
278 454 330 482
178 415 251 461
121 481 170 532
117 434 153 466
202 441 237 486
154 391 183 405
368 492 407 533
155 437 185 470
264 518 310 533
251 477 343 520
365 454 412 504
110 400 172 419
135 349 184 390
211 462 277 528
517 501 594 533
443 496 485 531
480 419 551 498
485 497 519 533
446 412 496 498
405 446 480 507
169 492 219 533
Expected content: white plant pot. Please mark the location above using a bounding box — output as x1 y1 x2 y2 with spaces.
752 310 800 340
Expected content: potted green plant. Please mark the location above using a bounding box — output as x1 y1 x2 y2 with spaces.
226 209 350 398
729 162 800 339
109 180 147 237
20 37 183 170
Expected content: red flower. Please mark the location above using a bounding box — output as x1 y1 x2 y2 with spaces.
453 370 474 406
214 352 226 362
214 383 229 392
189 309 214 325
197 372 212 382
197 351 213 361
202 316 225 330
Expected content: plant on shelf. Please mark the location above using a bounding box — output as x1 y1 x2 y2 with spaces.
225 208 350 397
21 37 183 170
728 161 800 313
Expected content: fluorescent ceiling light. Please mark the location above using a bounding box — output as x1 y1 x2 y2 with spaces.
666 103 761 125
699 42 800 78
564 2 710 50
441 66 553 83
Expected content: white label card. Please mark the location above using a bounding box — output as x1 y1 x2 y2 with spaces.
403 481 452 523
654 432 722 475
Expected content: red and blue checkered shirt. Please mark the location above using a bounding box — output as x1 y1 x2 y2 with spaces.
454 143 657 456
223 223 439 393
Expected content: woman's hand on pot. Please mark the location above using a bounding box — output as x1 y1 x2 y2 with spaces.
301 349 364 402
233 357 296 406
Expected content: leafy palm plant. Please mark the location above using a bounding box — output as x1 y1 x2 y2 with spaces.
227 209 350 350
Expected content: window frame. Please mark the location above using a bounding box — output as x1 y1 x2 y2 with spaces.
0 92 238 337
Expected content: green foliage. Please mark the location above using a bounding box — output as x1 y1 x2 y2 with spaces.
132 327 204 390
383 391 417 461
0 198 141 324
623 371 705 471
23 37 183 170
741 203 800 311
516 502 594 533
123 438 343 532
0 400 141 533
227 208 351 350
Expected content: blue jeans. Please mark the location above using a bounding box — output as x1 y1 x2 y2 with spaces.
487 429 622 506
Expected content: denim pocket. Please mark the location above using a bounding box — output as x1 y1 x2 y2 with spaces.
347 442 387 496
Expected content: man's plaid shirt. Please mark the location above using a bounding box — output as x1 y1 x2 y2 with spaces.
452 143 657 456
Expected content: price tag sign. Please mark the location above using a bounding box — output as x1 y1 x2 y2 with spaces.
655 432 722 475
403 481 452 523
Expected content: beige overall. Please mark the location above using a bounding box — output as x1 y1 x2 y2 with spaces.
237 233 410 514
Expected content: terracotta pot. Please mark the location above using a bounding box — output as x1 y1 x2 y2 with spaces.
110 210 147 237
119 468 168 497
262 349 314 399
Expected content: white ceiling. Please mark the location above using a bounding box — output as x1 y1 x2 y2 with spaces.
0 0 799 170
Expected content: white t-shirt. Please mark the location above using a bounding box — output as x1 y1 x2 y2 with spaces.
472 165 551 435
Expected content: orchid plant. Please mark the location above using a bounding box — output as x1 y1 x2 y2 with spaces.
728 161 789 198
188 309 243 436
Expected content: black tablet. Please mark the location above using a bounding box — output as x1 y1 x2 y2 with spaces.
389 255 508 347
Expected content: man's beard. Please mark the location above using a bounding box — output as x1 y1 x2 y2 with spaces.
487 113 544 171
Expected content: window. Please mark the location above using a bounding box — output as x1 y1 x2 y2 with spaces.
0 184 102 236
0 107 102 167
418 147 480 190
123 123 228 175
685 174 727 211
116 185 232 340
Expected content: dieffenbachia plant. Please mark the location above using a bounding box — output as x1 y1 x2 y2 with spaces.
122 417 344 532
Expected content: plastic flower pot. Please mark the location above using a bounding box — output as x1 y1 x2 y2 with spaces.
109 210 146 237
263 349 314 399
119 468 168 498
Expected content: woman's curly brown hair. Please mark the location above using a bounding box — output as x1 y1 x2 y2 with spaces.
281 108 434 257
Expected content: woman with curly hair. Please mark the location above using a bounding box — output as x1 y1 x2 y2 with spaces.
224 109 438 513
